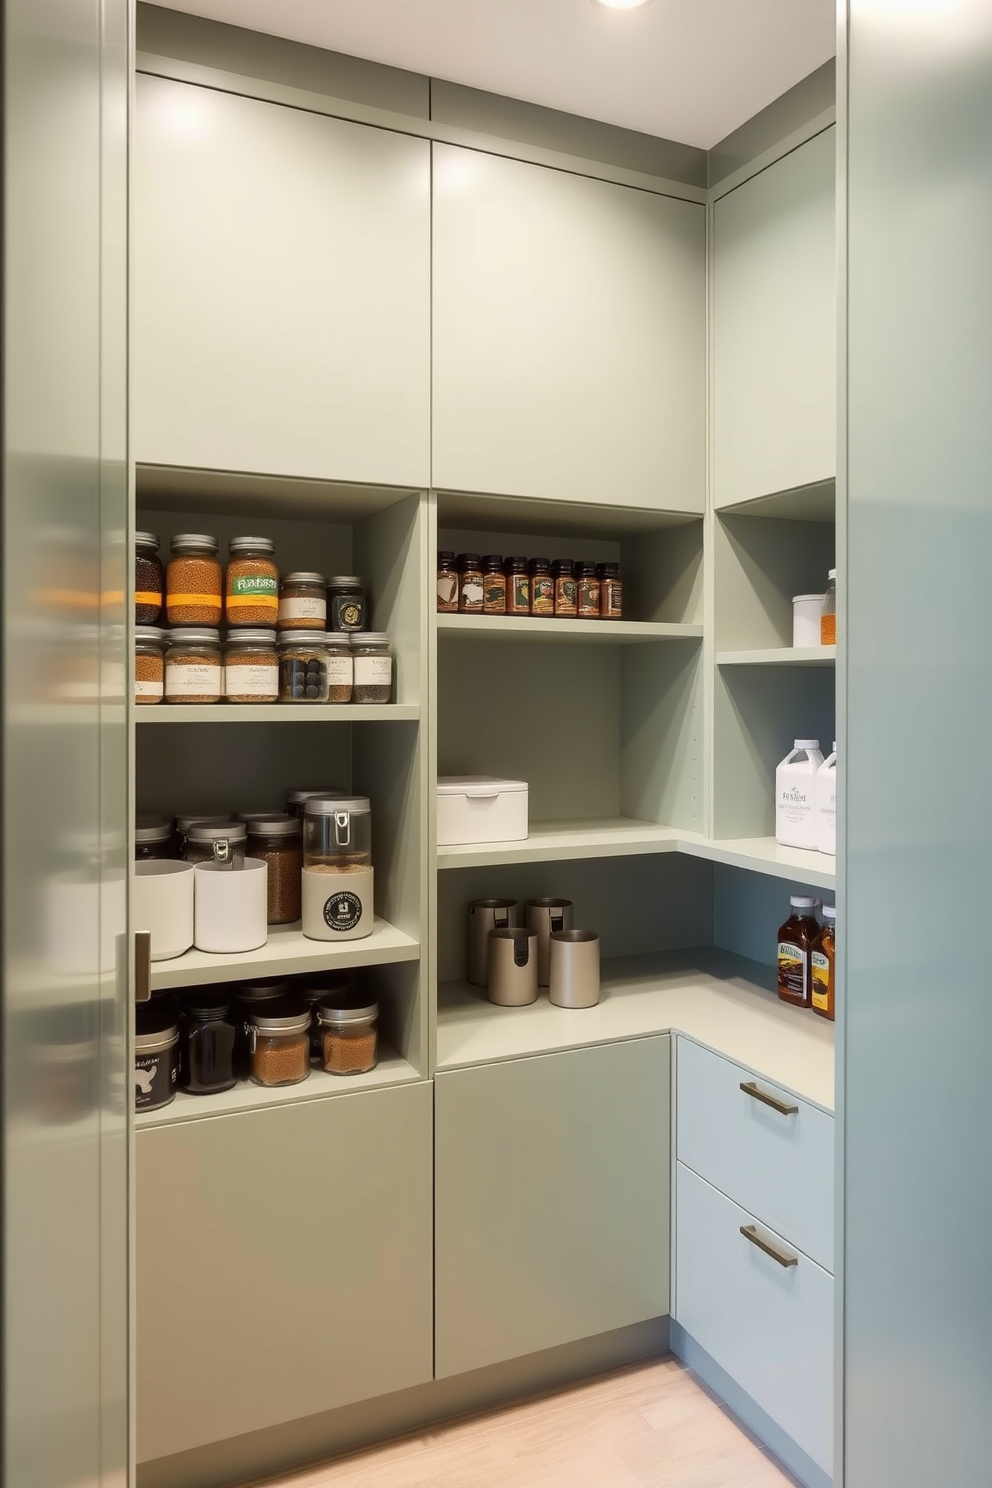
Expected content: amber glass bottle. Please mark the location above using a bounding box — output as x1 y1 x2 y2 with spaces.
811 905 836 1020
777 896 820 1008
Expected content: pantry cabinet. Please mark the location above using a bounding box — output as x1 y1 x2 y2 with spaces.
135 1082 433 1461
133 75 431 486
434 1037 671 1379
432 145 706 510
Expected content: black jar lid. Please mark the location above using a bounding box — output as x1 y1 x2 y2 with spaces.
184 988 233 1021
575 561 597 575
597 562 620 577
236 979 291 1002
300 971 357 1005
136 994 180 1040
505 555 529 570
437 550 456 565
456 553 481 569
529 557 551 572
551 558 574 573
482 554 504 569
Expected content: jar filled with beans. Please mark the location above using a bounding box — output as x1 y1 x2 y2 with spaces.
317 996 378 1076
164 629 222 704
248 997 311 1087
245 816 302 924
278 571 326 631
134 627 165 704
351 633 392 703
224 628 278 703
226 537 279 626
135 533 164 624
167 535 222 626
278 632 337 702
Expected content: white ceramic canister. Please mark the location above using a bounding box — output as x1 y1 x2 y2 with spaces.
792 594 826 648
193 858 268 954
817 742 837 856
775 739 824 850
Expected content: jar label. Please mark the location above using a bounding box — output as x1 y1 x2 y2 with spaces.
134 590 162 607
354 656 392 685
134 1051 177 1108
134 678 164 699
279 595 326 623
777 941 808 1000
323 891 363 933
166 592 221 608
165 662 222 696
437 573 458 607
327 655 353 685
811 950 830 1010
224 664 278 697
230 574 278 597
332 599 364 629
460 578 484 609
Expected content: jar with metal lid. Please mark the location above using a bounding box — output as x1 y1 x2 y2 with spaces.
174 813 232 855
482 555 506 615
245 816 302 924
529 558 554 616
226 537 279 625
224 628 278 703
285 788 347 819
164 628 222 704
317 996 379 1076
167 535 222 626
135 533 164 624
233 979 290 1078
300 971 357 1059
278 571 327 631
436 551 458 614
597 563 623 619
457 554 483 614
303 795 372 873
135 998 180 1111
278 632 337 702
183 821 246 869
248 997 311 1087
351 634 393 704
505 557 530 616
134 627 165 704
576 562 600 619
135 816 177 861
327 576 367 633
179 989 237 1095
552 559 577 618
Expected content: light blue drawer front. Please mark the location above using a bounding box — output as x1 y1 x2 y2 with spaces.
675 1161 833 1475
676 1037 834 1272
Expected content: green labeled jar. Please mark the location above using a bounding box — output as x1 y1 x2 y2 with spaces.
226 537 279 625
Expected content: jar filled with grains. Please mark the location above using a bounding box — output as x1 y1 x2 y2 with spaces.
167 535 222 626
134 817 177 862
553 559 577 618
278 572 326 631
164 629 222 704
233 980 289 1079
457 554 484 614
224 629 278 703
576 562 601 619
278 632 334 702
245 816 302 924
482 555 507 615
248 997 312 1088
505 557 530 616
317 996 378 1076
301 972 357 1060
226 537 279 625
134 627 165 704
135 533 164 624
529 558 554 616
597 563 623 619
351 634 392 703
436 551 458 613
183 821 246 869
326 576 367 633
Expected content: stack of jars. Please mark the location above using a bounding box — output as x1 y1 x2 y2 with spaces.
134 535 393 705
437 551 622 620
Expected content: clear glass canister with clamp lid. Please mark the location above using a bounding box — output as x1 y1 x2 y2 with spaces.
301 795 373 942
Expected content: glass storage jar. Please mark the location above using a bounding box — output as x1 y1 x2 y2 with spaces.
351 634 392 704
248 997 311 1087
300 972 357 1060
245 816 302 924
233 980 290 1079
457 554 483 614
317 996 379 1076
135 816 177 861
134 627 165 704
167 535 222 626
183 821 246 869
436 551 458 613
164 629 222 704
179 990 237 1095
597 563 623 619
174 813 232 855
553 559 577 617
505 557 530 616
278 632 340 702
135 997 180 1111
303 795 372 874
135 533 164 624
224 628 278 703
327 576 367 632
482 555 506 614
226 537 279 625
576 562 601 619
286 788 347 819
278 571 326 631
529 558 554 616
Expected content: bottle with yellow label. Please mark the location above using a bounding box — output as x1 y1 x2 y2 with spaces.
811 904 836 1021
777 896 819 1008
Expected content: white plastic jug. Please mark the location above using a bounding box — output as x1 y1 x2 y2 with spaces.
775 739 824 849
817 743 837 856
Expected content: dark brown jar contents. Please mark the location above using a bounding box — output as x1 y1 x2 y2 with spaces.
553 559 577 618
135 533 164 624
597 563 623 619
437 551 458 613
777 896 820 1008
576 562 601 619
505 557 530 616
529 558 554 616
457 554 484 614
226 537 279 625
482 555 506 615
167 535 222 625
246 820 303 925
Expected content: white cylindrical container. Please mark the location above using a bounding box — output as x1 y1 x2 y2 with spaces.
487 929 538 1007
549 930 601 1009
775 739 824 849
793 594 825 647
132 860 194 961
817 742 837 856
193 858 268 953
301 865 374 941
524 898 574 986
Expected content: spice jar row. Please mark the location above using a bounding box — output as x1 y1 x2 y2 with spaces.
137 531 368 632
437 552 623 620
134 627 393 705
135 973 380 1112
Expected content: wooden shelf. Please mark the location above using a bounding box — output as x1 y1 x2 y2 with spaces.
437 817 684 869
149 918 420 991
716 646 834 667
137 703 419 724
437 614 702 645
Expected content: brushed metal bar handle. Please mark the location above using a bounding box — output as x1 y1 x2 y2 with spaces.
135 932 152 1003
740 1224 798 1269
740 1080 798 1116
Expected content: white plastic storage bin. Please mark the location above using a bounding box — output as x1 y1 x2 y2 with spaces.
437 777 528 846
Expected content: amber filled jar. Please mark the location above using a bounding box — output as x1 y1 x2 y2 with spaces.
436 551 458 613
597 563 623 620
777 896 820 1008
245 816 302 925
164 629 222 704
505 557 530 616
529 558 554 616
317 997 378 1076
576 562 601 619
483 555 507 615
278 572 326 631
167 535 222 626
226 537 278 625
811 905 836 1021
134 627 165 705
135 533 164 624
457 554 484 614
248 997 311 1087
552 560 577 618
224 629 278 703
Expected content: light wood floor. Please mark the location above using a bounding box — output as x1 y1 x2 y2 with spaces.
262 1357 800 1488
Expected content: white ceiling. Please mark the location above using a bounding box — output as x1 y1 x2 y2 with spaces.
152 0 836 150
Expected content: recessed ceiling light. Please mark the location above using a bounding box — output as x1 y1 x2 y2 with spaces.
592 0 655 10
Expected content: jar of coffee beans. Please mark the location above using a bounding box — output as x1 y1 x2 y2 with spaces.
226 537 279 626
164 629 222 704
247 998 311 1087
351 634 392 703
135 533 164 624
134 627 165 704
317 996 378 1076
245 816 302 925
224 629 278 703
167 535 222 626
278 632 337 702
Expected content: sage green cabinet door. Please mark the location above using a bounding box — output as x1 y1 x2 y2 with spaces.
435 1037 671 1379
134 75 430 486
432 146 705 510
136 1084 433 1463
713 127 836 507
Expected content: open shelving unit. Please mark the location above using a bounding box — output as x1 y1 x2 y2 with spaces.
148 918 420 991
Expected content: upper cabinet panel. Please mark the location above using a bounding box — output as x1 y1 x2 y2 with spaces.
432 145 706 511
134 76 431 486
713 127 836 509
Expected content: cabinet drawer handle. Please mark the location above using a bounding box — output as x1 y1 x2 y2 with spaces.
740 1224 798 1269
740 1080 798 1116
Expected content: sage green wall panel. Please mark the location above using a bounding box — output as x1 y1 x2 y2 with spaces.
435 1038 671 1378
713 128 836 507
432 145 705 510
134 75 430 485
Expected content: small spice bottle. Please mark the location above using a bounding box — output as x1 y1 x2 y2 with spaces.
278 571 326 631
552 559 577 618
134 627 165 705
529 558 554 617
317 996 379 1076
811 904 836 1021
226 537 279 625
167 535 222 626
135 533 164 624
437 551 458 614
351 633 393 703
164 628 222 704
597 563 623 620
134 997 180 1112
327 576 367 633
777 896 820 1009
576 562 601 619
179 990 237 1095
505 557 530 616
224 628 278 703
248 997 312 1088
134 816 177 862
482 555 507 615
278 632 334 703
244 816 303 925
457 554 484 614
183 821 247 869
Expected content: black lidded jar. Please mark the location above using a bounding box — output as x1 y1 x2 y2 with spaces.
327 576 366 633
135 995 180 1112
456 553 484 614
529 558 554 616
135 532 165 625
482 555 506 615
597 562 623 619
576 561 601 619
505 556 530 616
552 559 577 618
180 989 237 1095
